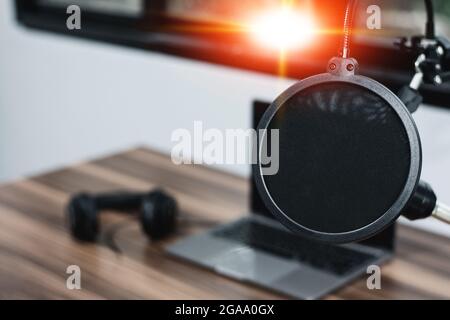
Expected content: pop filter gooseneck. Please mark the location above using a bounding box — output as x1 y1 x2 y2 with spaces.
253 0 450 243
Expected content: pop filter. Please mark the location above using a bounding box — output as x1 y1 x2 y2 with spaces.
253 0 450 243
254 57 421 243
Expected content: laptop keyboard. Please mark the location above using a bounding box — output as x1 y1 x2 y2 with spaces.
213 219 377 276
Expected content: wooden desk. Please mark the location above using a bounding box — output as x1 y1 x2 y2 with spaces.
0 148 449 300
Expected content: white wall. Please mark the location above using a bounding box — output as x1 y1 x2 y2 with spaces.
0 0 294 180
0 0 449 237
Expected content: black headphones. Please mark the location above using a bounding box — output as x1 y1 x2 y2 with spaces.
254 0 450 243
67 189 178 242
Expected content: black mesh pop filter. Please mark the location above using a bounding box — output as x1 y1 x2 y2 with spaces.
253 0 450 243
254 63 422 243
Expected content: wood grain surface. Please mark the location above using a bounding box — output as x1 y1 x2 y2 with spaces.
0 147 449 300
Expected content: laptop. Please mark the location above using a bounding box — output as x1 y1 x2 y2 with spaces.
167 101 395 299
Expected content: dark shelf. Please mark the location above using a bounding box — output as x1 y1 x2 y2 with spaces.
15 0 450 109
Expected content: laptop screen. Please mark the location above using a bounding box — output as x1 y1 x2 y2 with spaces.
250 101 395 251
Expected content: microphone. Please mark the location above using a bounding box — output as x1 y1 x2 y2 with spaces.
253 56 450 244
403 181 450 224
253 0 450 244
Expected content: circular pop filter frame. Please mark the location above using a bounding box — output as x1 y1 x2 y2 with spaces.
253 73 422 243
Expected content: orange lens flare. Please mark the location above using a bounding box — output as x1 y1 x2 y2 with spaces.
249 8 316 50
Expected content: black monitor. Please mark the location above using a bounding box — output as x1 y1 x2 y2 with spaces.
251 100 396 251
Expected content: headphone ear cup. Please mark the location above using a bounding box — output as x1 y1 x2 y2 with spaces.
67 194 99 242
140 190 178 241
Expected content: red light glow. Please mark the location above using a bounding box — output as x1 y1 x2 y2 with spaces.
249 7 316 50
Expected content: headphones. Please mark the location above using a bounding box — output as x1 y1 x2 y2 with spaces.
254 0 450 243
67 189 178 242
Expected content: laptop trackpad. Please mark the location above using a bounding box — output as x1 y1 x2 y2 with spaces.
210 246 298 284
